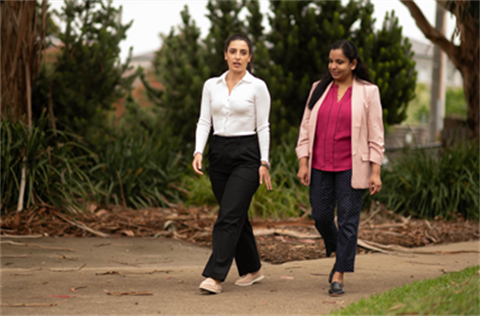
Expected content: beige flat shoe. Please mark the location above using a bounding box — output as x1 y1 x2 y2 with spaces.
199 277 222 294
235 268 264 286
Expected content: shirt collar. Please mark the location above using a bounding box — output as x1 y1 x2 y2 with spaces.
218 70 253 84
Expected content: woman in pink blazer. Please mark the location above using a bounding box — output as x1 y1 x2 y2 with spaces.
296 39 384 296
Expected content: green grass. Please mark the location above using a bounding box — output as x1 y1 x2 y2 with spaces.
332 266 480 315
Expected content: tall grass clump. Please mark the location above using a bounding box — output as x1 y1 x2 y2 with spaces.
1 113 98 214
376 141 479 219
90 130 187 209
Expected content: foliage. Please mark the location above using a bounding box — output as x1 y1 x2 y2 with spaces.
258 1 416 137
32 0 138 146
204 0 247 78
1 113 98 214
446 87 467 119
89 98 189 209
366 11 417 127
405 84 468 125
404 83 429 125
149 5 209 145
332 265 480 315
373 141 479 219
35 0 61 37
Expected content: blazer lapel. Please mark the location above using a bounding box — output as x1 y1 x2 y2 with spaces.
351 79 364 154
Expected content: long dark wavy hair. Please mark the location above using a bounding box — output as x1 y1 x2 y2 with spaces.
307 39 372 109
224 33 253 72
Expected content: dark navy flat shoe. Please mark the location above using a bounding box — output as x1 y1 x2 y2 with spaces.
329 282 345 296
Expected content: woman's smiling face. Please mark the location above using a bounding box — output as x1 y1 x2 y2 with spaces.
224 40 251 73
328 48 357 83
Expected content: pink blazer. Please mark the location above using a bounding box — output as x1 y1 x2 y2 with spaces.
296 79 385 189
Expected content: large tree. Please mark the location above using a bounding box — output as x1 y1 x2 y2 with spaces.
400 0 479 139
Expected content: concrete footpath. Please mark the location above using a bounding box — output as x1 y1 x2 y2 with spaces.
1 237 478 315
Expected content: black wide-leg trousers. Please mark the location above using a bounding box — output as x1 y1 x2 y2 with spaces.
309 168 364 272
202 135 262 281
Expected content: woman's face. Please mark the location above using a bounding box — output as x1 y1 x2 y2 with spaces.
224 40 251 74
328 48 357 83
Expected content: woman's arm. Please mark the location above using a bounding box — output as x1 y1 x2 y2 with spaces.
192 81 212 175
367 85 385 194
255 80 272 190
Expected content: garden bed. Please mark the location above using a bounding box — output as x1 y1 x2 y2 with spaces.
1 204 478 264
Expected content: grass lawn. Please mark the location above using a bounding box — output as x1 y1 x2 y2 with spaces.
332 265 480 315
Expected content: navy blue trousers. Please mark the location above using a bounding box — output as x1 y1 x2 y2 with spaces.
310 168 364 272
202 135 261 281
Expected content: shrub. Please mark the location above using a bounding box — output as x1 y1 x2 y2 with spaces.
89 129 187 209
1 113 98 214
375 141 479 219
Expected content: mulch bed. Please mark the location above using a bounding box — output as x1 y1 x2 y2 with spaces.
1 204 478 264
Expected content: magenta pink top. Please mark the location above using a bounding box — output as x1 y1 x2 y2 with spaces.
312 84 353 171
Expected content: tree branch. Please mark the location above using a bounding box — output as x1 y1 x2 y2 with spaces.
400 0 457 63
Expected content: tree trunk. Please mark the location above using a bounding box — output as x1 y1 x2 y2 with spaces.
462 64 479 138
0 0 39 121
400 0 479 139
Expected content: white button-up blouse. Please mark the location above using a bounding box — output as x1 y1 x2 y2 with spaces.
194 70 271 163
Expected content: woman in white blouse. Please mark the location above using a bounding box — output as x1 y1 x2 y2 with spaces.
192 33 272 294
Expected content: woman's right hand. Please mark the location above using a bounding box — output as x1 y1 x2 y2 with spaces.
192 153 204 175
297 157 309 186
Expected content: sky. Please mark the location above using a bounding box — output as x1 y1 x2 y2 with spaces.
48 0 457 61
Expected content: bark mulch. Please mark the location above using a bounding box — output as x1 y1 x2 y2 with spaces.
1 203 478 264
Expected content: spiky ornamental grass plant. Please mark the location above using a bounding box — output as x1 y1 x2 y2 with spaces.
375 141 479 220
1 113 98 214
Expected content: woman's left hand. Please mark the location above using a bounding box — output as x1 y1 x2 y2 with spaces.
369 163 382 195
259 164 273 191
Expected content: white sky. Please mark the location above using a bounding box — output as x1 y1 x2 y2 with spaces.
48 0 457 61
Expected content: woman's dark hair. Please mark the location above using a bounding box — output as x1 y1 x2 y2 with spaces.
224 33 253 72
307 39 372 109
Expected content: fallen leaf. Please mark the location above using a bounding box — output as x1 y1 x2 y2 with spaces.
103 289 152 296
71 286 88 292
93 242 111 247
119 230 135 237
164 276 172 279
59 255 77 261
11 273 33 276
388 304 406 311
96 271 125 277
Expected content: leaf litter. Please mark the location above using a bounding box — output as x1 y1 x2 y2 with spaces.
1 203 478 264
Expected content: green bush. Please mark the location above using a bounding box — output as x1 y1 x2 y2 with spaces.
1 113 98 214
375 141 479 219
90 129 187 209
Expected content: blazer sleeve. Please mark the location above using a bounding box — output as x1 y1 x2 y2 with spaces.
295 82 318 160
367 85 385 165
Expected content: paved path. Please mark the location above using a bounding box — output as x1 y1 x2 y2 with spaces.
1 237 478 315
